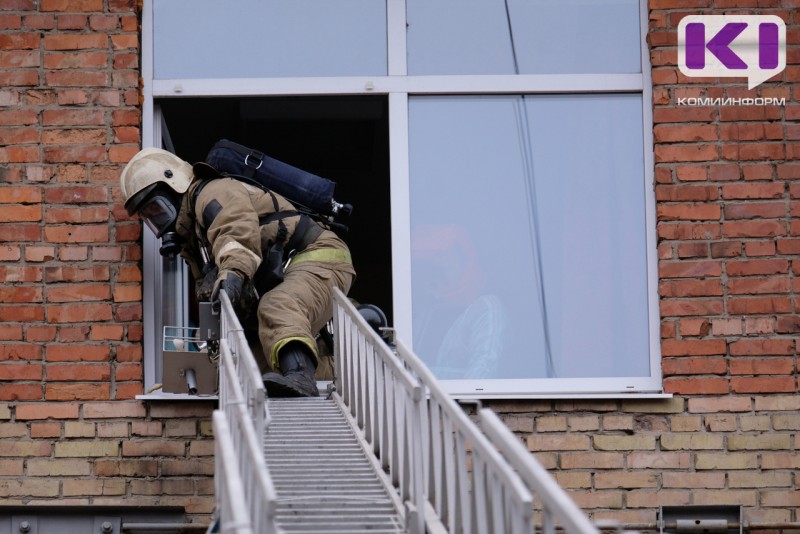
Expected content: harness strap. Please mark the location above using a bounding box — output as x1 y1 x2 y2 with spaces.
264 189 288 248
238 142 265 180
260 212 323 256
189 178 214 250
259 211 299 226
286 215 324 254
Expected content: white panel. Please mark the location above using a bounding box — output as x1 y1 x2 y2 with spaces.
151 73 644 98
389 93 413 342
153 0 387 78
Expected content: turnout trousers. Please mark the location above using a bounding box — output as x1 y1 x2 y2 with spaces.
257 257 355 372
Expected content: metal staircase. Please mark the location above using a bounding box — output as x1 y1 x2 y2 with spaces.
211 290 601 534
265 398 405 533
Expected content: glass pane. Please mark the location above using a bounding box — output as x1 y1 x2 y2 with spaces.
154 0 387 79
406 0 516 75
507 0 641 74
407 0 641 75
408 94 649 380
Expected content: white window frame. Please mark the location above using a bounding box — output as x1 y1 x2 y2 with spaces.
139 0 665 399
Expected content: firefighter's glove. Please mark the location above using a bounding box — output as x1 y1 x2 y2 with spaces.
211 270 244 312
195 264 219 302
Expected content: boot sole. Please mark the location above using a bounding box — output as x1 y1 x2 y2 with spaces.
264 377 320 398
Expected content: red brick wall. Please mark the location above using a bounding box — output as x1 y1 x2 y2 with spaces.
0 0 797 528
644 2 799 523
0 0 213 522
650 0 799 399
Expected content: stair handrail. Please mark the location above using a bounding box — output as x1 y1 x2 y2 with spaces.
332 290 427 533
212 411 254 534
479 408 600 534
393 336 537 534
219 292 269 440
333 289 544 534
214 293 278 533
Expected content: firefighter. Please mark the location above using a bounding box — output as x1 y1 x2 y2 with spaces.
119 147 356 397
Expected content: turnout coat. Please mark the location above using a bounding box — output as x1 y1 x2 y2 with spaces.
175 174 355 371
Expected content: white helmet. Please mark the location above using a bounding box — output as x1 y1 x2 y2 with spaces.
119 147 193 216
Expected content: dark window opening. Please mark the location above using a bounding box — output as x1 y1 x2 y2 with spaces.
158 95 393 324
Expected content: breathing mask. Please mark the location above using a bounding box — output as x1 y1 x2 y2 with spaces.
139 192 176 237
135 185 183 257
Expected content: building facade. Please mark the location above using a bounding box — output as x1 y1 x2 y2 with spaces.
0 0 797 528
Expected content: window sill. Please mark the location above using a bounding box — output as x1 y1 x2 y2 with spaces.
136 387 671 402
136 392 218 401
452 392 673 401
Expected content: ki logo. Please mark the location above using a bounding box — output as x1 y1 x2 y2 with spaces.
678 15 786 90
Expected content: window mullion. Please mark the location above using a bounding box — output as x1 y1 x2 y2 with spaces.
152 73 644 98
387 0 407 76
388 92 412 342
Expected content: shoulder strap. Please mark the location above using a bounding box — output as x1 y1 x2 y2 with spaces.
265 187 289 250
189 178 214 249
191 178 213 211
220 171 268 194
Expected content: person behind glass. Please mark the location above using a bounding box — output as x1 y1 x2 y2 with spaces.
412 224 505 379
119 147 356 397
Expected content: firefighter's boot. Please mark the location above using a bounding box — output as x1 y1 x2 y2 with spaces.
263 342 319 398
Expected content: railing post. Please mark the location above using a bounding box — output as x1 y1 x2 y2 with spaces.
406 384 426 534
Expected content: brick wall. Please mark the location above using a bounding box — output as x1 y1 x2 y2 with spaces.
485 395 800 526
0 0 797 529
650 0 799 523
487 1 800 528
0 0 214 523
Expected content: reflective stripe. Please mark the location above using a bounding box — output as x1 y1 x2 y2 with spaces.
217 240 261 275
271 336 317 370
291 248 351 265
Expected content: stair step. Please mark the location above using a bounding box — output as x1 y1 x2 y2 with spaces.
263 397 404 533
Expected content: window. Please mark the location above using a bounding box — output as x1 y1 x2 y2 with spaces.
142 0 659 397
409 94 649 381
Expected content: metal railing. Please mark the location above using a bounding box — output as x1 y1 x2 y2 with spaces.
212 288 599 534
212 411 254 534
213 293 277 533
332 288 600 534
218 292 269 440
479 409 599 534
333 293 429 533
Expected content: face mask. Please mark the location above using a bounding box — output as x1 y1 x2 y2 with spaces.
138 192 178 238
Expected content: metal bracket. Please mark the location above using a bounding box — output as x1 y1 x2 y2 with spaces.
198 301 220 342
659 505 742 534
